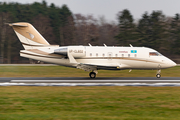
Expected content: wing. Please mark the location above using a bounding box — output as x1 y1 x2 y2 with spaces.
67 52 129 71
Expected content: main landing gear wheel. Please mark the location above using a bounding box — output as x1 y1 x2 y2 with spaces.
156 74 161 78
89 72 96 78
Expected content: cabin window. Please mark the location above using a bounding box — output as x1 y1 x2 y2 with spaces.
96 53 98 57
134 54 137 57
108 52 112 60
149 52 162 56
90 53 92 57
103 54 105 57
128 54 130 57
122 54 124 57
115 54 118 57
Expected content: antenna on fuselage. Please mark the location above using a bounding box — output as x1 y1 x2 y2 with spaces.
103 44 107 47
88 43 92 47
130 44 133 47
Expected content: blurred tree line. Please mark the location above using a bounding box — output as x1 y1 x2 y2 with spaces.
0 1 180 63
115 9 180 63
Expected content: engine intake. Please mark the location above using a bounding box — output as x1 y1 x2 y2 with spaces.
54 48 67 55
54 46 86 58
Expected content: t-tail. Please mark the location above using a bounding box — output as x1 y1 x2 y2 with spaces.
9 22 52 49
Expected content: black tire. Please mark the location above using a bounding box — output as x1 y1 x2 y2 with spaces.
156 74 161 78
89 72 96 78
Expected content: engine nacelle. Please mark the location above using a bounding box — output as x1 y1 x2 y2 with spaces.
54 46 86 58
54 47 67 55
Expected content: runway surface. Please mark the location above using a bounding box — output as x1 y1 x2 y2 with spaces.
1 77 180 86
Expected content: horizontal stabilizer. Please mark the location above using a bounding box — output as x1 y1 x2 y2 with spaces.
8 23 28 27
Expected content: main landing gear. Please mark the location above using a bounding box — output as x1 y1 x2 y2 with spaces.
156 69 161 78
89 72 96 78
89 70 98 78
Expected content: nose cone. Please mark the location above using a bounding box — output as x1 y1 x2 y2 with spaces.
161 56 177 68
166 59 177 68
171 61 177 67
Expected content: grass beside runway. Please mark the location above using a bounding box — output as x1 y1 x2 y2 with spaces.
0 65 179 77
1 86 180 120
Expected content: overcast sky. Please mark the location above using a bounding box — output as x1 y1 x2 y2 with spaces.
5 0 180 22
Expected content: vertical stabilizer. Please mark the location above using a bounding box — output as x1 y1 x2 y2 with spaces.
9 22 50 49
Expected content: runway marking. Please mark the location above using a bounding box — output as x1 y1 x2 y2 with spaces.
2 79 180 86
11 80 180 83
2 82 180 86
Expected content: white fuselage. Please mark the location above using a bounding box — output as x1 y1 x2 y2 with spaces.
20 46 177 70
9 22 177 78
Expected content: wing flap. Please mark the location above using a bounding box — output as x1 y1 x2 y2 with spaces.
77 64 97 71
78 63 130 70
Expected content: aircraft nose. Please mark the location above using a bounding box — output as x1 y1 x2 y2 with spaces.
167 59 177 67
161 57 177 68
171 61 177 67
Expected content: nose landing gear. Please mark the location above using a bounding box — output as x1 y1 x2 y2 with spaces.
156 69 161 78
156 74 161 78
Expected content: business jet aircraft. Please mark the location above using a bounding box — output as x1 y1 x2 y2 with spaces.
9 22 176 78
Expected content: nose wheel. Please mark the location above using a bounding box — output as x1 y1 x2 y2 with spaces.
156 74 161 78
156 69 161 78
89 72 96 78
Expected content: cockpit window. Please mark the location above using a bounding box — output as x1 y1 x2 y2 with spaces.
149 52 162 56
